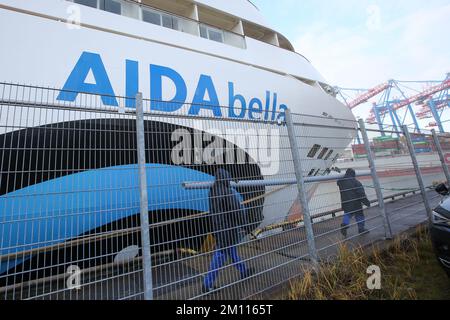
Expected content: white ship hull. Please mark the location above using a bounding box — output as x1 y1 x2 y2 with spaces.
0 0 356 279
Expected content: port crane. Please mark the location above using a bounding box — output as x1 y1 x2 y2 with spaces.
337 73 450 135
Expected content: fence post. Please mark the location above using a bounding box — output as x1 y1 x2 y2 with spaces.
285 109 319 268
358 120 392 239
402 125 433 223
135 93 154 300
431 129 450 186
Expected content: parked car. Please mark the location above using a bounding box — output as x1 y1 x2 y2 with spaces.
432 183 450 277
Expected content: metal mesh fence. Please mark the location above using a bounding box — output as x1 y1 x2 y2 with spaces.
286 113 364 261
0 83 448 300
140 99 300 300
0 83 144 299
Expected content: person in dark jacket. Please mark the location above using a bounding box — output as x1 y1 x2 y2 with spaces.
337 168 371 238
203 169 252 293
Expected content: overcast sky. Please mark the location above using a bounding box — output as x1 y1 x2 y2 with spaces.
252 0 450 129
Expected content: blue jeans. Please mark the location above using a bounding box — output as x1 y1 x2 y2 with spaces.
204 246 247 289
342 212 365 232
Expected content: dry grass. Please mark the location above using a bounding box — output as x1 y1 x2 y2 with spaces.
288 225 450 300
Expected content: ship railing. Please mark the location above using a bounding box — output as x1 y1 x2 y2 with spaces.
68 0 247 49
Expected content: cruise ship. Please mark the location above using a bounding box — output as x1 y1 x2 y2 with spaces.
0 0 356 283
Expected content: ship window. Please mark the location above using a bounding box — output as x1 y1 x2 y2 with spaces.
318 147 329 160
142 9 180 31
99 0 121 15
332 153 340 162
162 15 179 31
142 9 161 26
307 144 321 158
200 25 224 43
200 26 208 38
74 0 97 9
209 29 224 43
324 149 334 161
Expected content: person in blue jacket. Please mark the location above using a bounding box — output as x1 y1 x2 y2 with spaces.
203 169 253 293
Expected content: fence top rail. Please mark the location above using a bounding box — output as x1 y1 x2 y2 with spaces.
361 126 437 137
0 82 361 126
0 96 284 126
288 111 358 124
1 82 278 114
292 121 357 131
